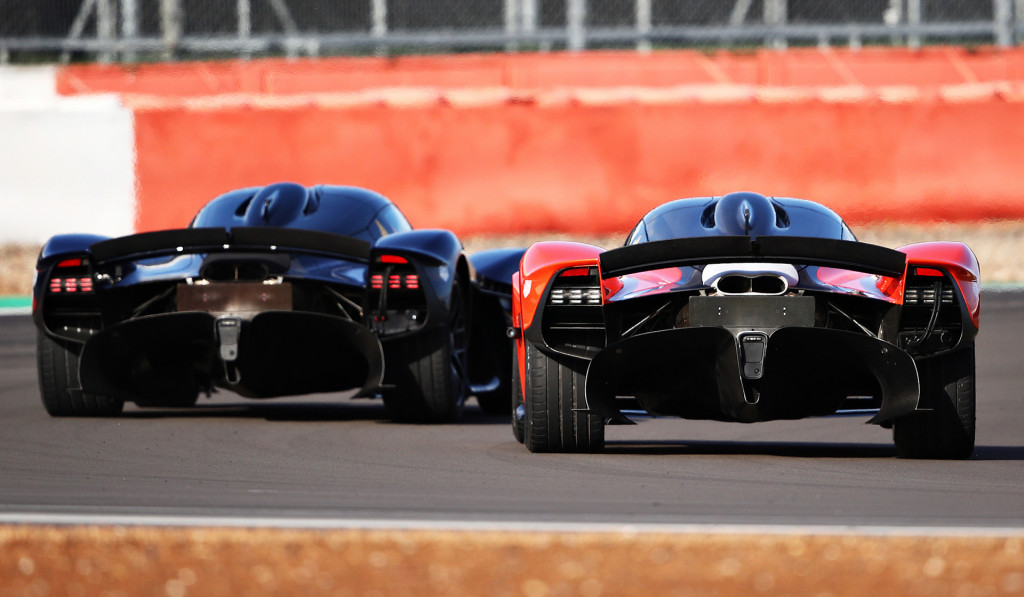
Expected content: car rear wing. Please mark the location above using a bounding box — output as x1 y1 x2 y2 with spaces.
599 236 907 279
88 227 371 265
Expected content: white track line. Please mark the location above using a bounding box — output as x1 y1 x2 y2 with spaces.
0 512 1021 536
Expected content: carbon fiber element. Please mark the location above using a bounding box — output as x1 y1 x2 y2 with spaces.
600 236 907 279
89 227 370 265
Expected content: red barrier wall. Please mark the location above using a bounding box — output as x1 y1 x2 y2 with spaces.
60 48 1024 235
133 91 1024 235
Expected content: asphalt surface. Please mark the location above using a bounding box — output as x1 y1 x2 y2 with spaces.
1 293 1022 529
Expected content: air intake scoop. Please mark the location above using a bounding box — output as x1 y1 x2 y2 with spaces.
244 182 313 227
714 192 778 236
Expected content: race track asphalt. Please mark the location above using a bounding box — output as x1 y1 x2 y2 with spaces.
1 292 1022 529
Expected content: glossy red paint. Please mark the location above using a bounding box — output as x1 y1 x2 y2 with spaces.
814 267 904 303
517 241 604 332
898 241 981 329
512 242 605 403
606 267 686 301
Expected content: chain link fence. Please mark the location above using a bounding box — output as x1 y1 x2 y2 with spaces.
1 0 1022 63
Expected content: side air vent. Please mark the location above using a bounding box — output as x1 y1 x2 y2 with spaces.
904 285 955 306
542 266 605 358
700 203 717 228
234 195 255 216
770 200 791 228
898 267 962 355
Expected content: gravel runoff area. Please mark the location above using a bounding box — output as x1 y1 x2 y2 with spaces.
1 525 1022 596
4 221 1023 297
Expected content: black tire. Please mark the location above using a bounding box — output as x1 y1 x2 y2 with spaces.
893 343 975 459
523 342 603 453
511 346 525 443
37 331 123 417
382 280 468 423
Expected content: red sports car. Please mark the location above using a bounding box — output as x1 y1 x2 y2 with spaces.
510 192 979 458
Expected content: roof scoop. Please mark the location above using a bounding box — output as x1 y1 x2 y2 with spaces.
715 192 777 237
244 182 311 227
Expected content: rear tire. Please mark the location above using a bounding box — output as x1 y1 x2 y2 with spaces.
37 331 123 417
523 342 603 453
382 281 468 423
893 343 975 459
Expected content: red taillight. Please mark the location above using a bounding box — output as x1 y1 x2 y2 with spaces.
560 267 593 277
372 270 419 291
48 276 93 294
57 258 83 268
375 273 420 290
915 267 944 277
379 254 408 264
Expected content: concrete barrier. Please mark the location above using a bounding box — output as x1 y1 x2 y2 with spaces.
0 66 135 243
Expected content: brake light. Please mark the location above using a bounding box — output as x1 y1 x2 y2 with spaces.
48 276 94 294
371 273 420 290
57 258 83 268
379 254 408 264
560 267 593 277
915 267 944 277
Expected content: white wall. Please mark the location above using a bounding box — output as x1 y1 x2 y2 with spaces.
0 66 135 243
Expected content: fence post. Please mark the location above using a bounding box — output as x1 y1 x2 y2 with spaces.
907 0 921 49
995 0 1013 47
505 0 517 50
160 0 182 61
1017 0 1024 44
121 0 138 62
636 0 651 52
96 0 114 63
567 0 586 51
372 0 387 55
763 0 787 49
237 0 251 59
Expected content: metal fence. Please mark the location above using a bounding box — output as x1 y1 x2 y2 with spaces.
1 0 1023 64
